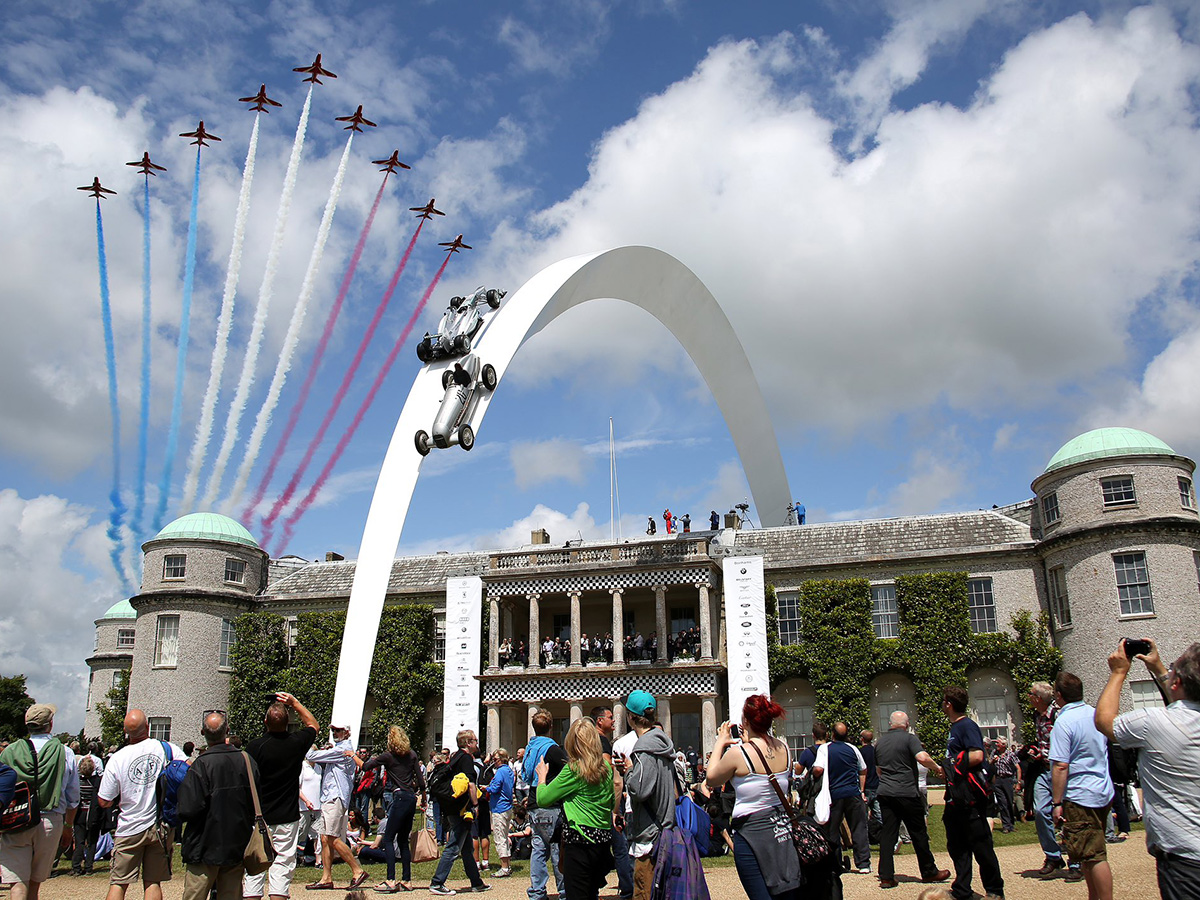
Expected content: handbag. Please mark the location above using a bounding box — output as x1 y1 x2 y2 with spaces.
242 751 276 876
0 740 40 833
410 827 438 863
746 742 830 865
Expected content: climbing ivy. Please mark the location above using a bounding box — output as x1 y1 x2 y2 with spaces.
227 612 290 742
768 572 1061 755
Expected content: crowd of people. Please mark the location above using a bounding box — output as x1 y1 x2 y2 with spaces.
0 637 1195 900
494 628 705 668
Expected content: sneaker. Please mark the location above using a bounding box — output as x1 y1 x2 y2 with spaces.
856 867 872 875
493 869 512 878
1038 858 1066 877
469 886 492 893
430 885 456 896
479 864 489 871
1064 868 1084 883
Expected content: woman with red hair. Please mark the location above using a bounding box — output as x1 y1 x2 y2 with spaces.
706 694 802 900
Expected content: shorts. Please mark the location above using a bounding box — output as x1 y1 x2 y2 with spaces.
318 799 348 839
242 819 301 897
1061 801 1110 864
0 812 63 885
110 826 173 886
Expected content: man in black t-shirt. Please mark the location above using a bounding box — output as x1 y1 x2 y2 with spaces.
942 686 1004 900
243 692 318 900
430 730 489 895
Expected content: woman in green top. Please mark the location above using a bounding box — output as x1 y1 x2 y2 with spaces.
535 717 617 900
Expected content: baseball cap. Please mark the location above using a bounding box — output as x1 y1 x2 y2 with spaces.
625 690 656 717
25 704 56 729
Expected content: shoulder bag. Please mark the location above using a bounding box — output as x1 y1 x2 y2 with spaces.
746 741 830 865
242 751 276 876
0 739 40 833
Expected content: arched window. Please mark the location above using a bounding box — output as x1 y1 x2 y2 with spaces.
775 678 815 757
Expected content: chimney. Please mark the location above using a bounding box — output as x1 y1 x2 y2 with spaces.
724 511 741 530
325 551 345 562
531 529 550 545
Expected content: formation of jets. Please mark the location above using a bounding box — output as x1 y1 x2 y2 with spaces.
439 235 472 254
411 199 445 220
126 152 166 176
294 53 337 84
335 105 376 133
239 84 282 113
373 151 410 174
179 121 221 146
78 177 116 199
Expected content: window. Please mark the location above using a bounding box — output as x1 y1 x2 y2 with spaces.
219 618 236 668
552 613 571 641
973 696 1009 744
154 615 180 666
1195 551 1200 593
1102 476 1136 507
111 670 122 689
224 557 246 584
163 554 186 579
776 590 801 646
623 611 636 640
669 607 696 634
434 615 446 663
1047 567 1071 628
1180 477 1196 510
967 578 997 634
871 584 899 639
1114 552 1154 616
148 718 171 741
782 705 813 759
1129 681 1163 710
1041 492 1060 525
875 702 909 739
117 628 135 649
285 617 298 648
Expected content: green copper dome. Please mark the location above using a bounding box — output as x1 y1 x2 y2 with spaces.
101 598 136 619
1045 427 1175 474
153 512 259 549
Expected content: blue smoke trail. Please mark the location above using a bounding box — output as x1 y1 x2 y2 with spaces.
95 201 130 590
153 147 201 531
134 176 151 535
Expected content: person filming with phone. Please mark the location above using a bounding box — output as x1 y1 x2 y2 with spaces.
1095 638 1200 900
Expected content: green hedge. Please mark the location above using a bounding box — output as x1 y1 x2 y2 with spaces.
768 573 1061 754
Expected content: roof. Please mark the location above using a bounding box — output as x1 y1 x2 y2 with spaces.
100 598 136 620
733 510 1034 568
266 550 491 601
1045 428 1176 473
152 512 259 549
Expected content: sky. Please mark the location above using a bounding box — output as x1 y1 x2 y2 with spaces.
1 0 1199 733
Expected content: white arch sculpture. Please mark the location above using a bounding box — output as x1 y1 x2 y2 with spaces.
330 245 792 738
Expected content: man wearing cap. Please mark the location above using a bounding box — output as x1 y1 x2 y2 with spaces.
304 724 366 890
616 691 676 900
0 703 79 900
98 709 186 900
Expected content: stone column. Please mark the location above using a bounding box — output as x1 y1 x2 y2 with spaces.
611 588 625 664
527 594 541 669
655 587 669 662
716 588 727 665
613 700 626 738
697 583 713 660
569 699 584 725
489 597 500 670
657 696 673 738
485 702 500 754
569 591 582 666
527 702 539 740
700 693 718 756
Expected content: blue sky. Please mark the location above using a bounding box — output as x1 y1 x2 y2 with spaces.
2 0 1199 731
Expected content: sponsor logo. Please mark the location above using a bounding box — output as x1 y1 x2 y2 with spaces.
741 621 752 628
740 568 747 574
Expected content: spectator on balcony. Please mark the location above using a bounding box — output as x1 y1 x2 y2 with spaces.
498 639 512 667
542 637 554 667
634 632 645 660
579 634 591 663
646 517 656 536
516 640 528 667
680 514 691 532
710 510 720 530
603 634 614 664
663 509 674 534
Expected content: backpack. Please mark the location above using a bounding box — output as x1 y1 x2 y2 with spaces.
651 825 710 900
356 767 387 800
426 759 464 813
945 750 994 810
155 741 189 827
674 794 711 856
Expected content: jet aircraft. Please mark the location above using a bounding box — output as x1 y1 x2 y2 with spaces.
372 151 411 174
78 177 117 199
335 105 376 133
410 199 445 220
294 53 337 84
179 121 221 146
239 85 282 113
126 152 166 176
439 235 472 254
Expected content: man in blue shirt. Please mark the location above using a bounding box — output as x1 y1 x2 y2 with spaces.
941 686 1003 900
826 722 870 874
1050 672 1114 900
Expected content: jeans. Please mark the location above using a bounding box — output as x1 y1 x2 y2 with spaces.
993 776 1016 830
612 827 633 898
71 813 101 872
878 795 940 881
432 816 483 889
943 805 1003 900
732 832 801 900
383 789 418 881
1033 769 1067 862
1111 783 1131 834
828 795 871 869
864 788 882 826
527 807 565 900
431 799 445 843
1155 850 1200 900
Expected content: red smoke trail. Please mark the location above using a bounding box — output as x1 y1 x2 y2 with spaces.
244 173 390 521
258 216 428 547
272 253 453 555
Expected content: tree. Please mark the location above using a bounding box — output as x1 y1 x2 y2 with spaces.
96 669 130 747
0 674 34 741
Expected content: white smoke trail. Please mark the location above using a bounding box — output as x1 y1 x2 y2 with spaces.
179 114 260 512
202 87 313 508
226 133 354 511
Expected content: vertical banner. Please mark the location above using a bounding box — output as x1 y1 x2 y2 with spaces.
443 576 483 743
722 555 769 720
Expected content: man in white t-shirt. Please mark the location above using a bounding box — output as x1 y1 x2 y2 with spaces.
97 710 186 900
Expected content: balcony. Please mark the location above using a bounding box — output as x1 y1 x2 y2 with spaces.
491 536 710 572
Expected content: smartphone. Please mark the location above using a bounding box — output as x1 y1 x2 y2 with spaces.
729 724 741 739
1123 638 1152 659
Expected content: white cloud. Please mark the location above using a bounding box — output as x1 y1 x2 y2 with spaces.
510 438 591 488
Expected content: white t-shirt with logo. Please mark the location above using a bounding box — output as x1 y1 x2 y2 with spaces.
98 739 185 837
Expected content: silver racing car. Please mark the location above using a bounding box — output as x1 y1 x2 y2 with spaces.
415 286 504 362
415 353 499 455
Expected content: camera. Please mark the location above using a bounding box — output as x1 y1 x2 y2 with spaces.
729 724 741 739
1123 638 1152 659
